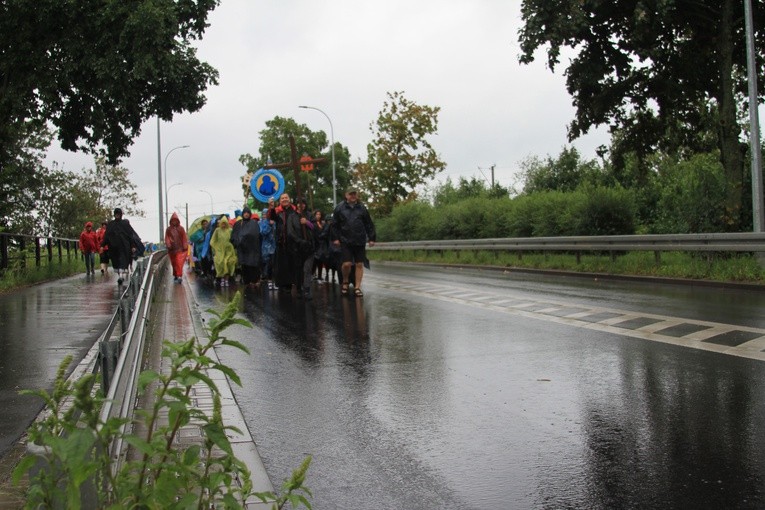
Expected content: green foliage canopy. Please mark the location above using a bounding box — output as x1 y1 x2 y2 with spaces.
363 91 446 216
0 124 51 233
41 157 143 238
518 146 608 194
432 176 509 207
239 116 351 214
0 0 220 169
518 0 765 228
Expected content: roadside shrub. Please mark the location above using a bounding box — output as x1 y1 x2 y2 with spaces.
505 194 536 237
375 200 433 241
531 191 572 236
478 198 515 238
378 183 636 241
650 152 727 233
566 185 637 236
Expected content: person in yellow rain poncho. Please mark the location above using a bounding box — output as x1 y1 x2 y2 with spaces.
210 214 237 286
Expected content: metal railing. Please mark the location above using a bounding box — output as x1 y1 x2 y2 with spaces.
369 232 765 263
0 232 80 272
26 251 167 507
97 251 167 476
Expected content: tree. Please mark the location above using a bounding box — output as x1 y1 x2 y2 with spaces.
519 146 606 194
362 91 446 216
37 158 143 238
239 116 351 214
518 0 765 229
0 123 51 233
432 176 509 207
650 152 728 234
0 0 220 170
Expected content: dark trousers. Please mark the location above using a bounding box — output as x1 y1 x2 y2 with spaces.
241 264 260 284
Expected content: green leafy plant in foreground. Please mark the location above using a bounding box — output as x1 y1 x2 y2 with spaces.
13 290 312 509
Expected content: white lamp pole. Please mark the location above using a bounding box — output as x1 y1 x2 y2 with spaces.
156 119 163 242
166 182 182 219
744 0 764 232
299 105 336 208
164 145 190 225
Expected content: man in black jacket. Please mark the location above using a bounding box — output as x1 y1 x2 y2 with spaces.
331 187 376 297
268 193 301 292
231 207 261 287
101 207 142 285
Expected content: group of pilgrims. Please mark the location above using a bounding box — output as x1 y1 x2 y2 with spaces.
166 188 376 299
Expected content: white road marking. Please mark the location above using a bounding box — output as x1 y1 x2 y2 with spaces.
366 275 765 362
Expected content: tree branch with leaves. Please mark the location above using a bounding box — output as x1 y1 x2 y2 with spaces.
362 91 446 217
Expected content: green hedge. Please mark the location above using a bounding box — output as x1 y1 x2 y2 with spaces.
376 186 637 241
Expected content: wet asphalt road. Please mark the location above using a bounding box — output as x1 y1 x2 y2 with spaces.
188 264 765 510
0 272 118 457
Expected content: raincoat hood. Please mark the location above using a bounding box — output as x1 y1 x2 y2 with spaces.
242 207 259 220
85 221 93 228
170 213 181 226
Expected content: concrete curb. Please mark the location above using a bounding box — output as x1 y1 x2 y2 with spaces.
177 276 275 508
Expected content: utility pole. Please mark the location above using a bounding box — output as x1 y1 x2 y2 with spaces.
156 119 163 243
744 0 764 232
491 164 495 189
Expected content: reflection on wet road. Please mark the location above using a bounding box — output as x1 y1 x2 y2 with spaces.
189 264 765 509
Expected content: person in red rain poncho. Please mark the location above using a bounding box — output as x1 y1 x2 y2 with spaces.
95 221 110 274
165 212 189 283
79 221 99 275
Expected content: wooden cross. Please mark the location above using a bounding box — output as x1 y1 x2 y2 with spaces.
263 134 326 208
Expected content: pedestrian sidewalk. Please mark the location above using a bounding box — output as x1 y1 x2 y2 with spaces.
147 271 275 508
0 268 275 509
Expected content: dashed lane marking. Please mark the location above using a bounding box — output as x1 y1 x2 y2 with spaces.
365 275 765 362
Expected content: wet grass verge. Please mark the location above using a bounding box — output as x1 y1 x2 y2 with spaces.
0 259 83 294
368 250 765 285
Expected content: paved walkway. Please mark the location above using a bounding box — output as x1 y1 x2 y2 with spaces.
0 266 274 508
149 272 274 508
0 272 118 459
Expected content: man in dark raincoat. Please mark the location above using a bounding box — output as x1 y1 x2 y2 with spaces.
231 207 262 286
331 187 376 297
292 198 316 299
101 207 142 284
268 193 300 292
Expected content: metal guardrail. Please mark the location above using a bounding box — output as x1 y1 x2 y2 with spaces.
26 251 167 507
98 251 167 472
369 232 765 262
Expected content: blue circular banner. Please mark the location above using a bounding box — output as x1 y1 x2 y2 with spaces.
250 168 285 203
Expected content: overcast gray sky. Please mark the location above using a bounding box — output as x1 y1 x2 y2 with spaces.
47 0 611 243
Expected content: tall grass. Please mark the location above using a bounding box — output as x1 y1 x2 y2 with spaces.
0 257 84 294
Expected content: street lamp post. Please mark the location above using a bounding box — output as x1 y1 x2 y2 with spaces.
744 0 764 232
200 190 213 215
299 105 336 209
164 145 190 225
166 182 182 219
157 119 163 242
